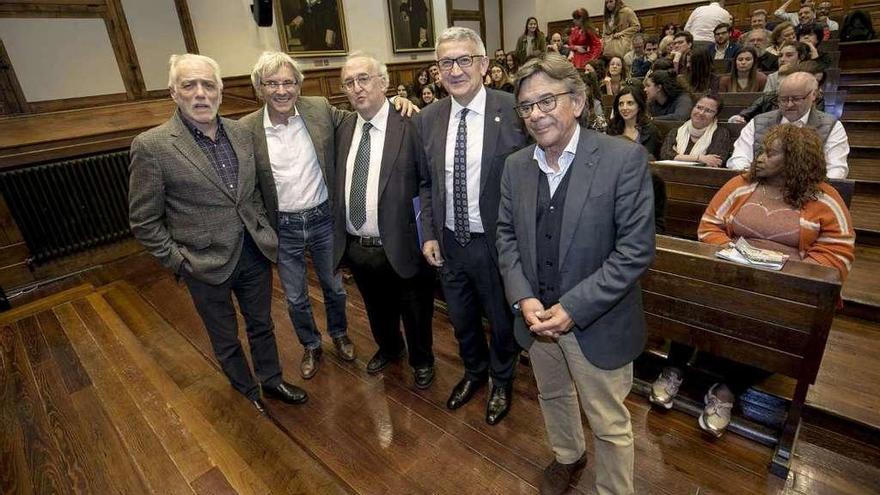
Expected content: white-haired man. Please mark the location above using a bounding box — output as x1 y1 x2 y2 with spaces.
332 53 436 388
417 27 529 425
129 54 308 413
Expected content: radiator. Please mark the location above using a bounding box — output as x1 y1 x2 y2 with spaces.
0 150 131 264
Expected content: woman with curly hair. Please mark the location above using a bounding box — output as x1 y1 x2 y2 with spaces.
644 70 693 121
602 0 641 58
649 124 855 438
567 8 603 68
719 46 767 92
515 17 547 63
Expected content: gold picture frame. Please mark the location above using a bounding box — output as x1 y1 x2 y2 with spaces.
274 0 349 58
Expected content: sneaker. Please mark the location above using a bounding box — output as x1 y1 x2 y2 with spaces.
649 367 683 409
699 383 734 438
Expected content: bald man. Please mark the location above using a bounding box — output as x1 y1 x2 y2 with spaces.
727 71 849 178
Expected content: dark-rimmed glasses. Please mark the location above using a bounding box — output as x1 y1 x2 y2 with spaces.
515 92 573 118
437 55 484 72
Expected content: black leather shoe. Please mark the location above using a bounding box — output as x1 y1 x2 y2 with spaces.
540 453 587 495
413 366 435 389
251 398 268 414
446 377 487 410
333 336 356 361
366 350 404 374
486 385 512 425
263 381 308 405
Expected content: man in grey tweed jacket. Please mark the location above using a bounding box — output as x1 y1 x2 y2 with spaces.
128 54 307 413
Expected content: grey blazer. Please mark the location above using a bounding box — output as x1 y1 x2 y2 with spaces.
416 89 528 264
128 112 277 285
332 109 426 279
496 127 656 370
239 96 347 229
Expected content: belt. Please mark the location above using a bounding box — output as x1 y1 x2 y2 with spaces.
279 200 328 217
350 235 383 247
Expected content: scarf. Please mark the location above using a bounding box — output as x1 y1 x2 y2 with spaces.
674 119 717 157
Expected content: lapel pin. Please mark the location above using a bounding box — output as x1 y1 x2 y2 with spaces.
494 116 501 123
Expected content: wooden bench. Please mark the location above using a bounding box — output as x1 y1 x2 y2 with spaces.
648 162 855 240
644 235 843 476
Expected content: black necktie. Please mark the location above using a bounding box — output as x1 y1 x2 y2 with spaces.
350 122 372 229
453 108 470 246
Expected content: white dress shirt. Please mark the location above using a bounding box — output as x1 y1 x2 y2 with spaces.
263 105 328 211
445 86 486 233
684 2 732 42
726 109 850 178
344 99 390 237
534 125 580 197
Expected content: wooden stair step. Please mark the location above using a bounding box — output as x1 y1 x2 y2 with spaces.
0 283 95 325
842 244 880 318
848 158 880 183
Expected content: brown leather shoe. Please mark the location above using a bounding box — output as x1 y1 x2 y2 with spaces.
300 347 322 379
333 336 356 361
540 453 587 495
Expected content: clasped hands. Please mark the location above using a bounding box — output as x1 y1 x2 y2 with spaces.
519 297 573 339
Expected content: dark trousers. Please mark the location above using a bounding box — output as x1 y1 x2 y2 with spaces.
440 228 517 387
346 237 435 368
183 233 281 400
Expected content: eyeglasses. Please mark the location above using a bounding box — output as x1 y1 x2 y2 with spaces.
437 55 484 72
262 80 297 90
515 92 572 118
778 92 812 104
341 73 381 92
693 104 718 115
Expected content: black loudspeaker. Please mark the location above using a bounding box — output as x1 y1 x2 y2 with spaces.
251 0 273 27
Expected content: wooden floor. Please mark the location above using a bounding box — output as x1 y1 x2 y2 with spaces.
2 253 880 494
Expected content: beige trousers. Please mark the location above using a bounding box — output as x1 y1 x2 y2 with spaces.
529 331 635 495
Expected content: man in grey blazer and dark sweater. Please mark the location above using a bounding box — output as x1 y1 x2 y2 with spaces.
496 53 655 495
417 27 529 425
129 54 307 413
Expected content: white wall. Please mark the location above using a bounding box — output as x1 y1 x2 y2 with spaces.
503 0 538 52
0 18 126 101
121 0 188 91
483 0 502 54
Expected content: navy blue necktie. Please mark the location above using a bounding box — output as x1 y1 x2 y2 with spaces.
453 108 470 246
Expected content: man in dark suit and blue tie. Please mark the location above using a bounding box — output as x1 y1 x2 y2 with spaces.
417 27 529 425
333 52 436 388
496 53 655 495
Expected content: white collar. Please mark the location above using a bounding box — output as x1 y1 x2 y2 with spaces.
781 108 811 125
533 125 581 174
451 86 487 118
355 98 390 133
262 104 299 129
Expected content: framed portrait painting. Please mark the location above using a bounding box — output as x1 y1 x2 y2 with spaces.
387 0 435 53
274 0 349 57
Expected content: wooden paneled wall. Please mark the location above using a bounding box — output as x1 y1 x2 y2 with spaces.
547 0 880 38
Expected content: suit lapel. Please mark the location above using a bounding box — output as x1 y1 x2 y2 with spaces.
336 116 356 215
169 114 236 202
379 112 404 201
480 89 502 196
296 98 330 182
522 155 540 280
225 118 251 203
558 128 600 268
432 98 452 228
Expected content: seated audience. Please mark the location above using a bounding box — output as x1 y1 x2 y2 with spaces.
494 48 507 66
582 71 607 124
567 8 604 68
744 28 778 72
708 23 739 61
396 84 409 101
624 34 654 78
428 62 448 99
602 0 641 58
645 70 693 121
816 1 839 31
487 62 514 93
505 52 520 77
602 56 629 95
750 8 771 32
797 22 832 70
587 57 608 82
651 124 855 438
728 71 849 178
582 71 609 133
515 17 547 64
719 46 768 92
841 10 875 41
678 47 720 94
764 40 811 94
660 94 733 167
608 85 661 158
547 32 570 57
684 0 733 51
775 0 819 30
728 15 743 42
766 21 797 58
647 57 675 78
